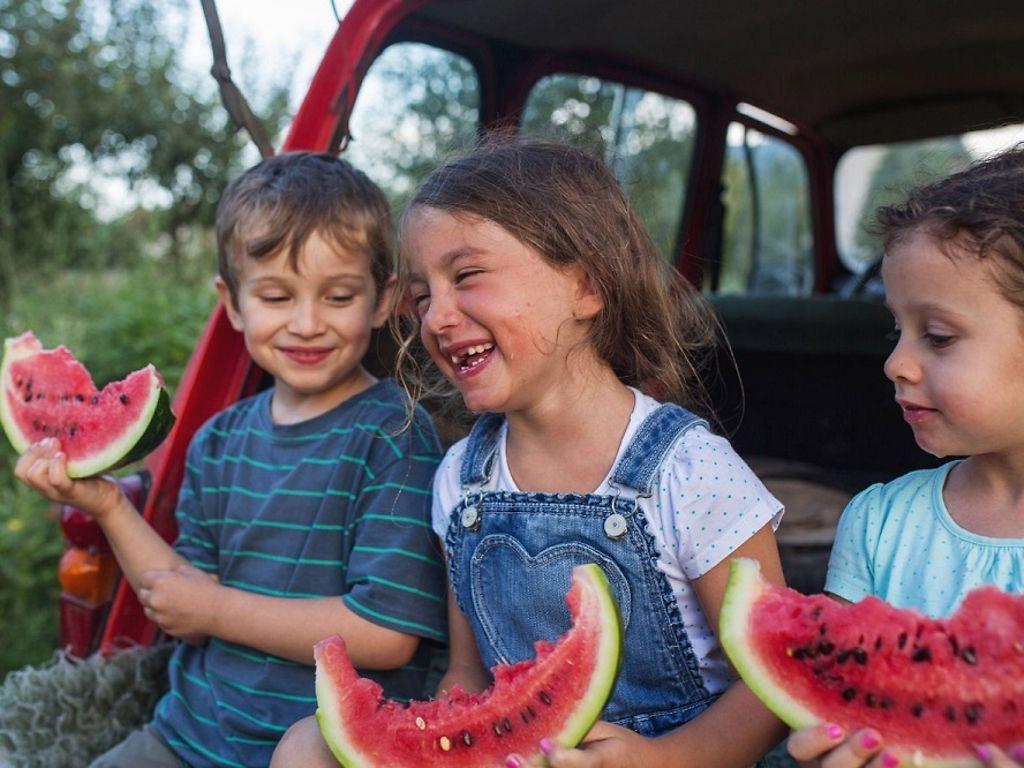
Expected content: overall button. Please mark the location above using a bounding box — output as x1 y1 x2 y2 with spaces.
461 506 481 531
603 513 628 540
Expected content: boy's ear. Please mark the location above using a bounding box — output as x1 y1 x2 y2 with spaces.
214 277 245 332
372 274 399 329
571 267 604 321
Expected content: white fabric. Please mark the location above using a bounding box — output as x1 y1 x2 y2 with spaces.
431 389 784 693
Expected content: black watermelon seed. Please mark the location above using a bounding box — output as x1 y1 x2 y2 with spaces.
90 395 99 405
945 706 957 722
520 710 531 724
792 647 808 660
911 703 924 718
811 607 823 620
961 647 977 665
23 393 31 402
69 426 77 437
879 698 892 710
858 634 865 645
949 635 959 656
75 393 84 402
492 723 502 737
965 704 982 724
836 650 852 664
912 647 932 663
874 636 883 651
462 731 473 746
817 642 835 655
819 623 828 636
503 717 513 732
119 393 128 404
842 687 857 701
539 691 552 705
865 693 877 708
898 632 908 649
852 648 868 665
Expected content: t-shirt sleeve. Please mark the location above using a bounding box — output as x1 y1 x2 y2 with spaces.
342 415 448 643
665 429 785 580
430 440 467 545
172 431 219 573
824 484 883 603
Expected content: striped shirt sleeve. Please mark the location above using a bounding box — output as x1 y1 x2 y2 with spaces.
172 431 218 572
342 416 447 643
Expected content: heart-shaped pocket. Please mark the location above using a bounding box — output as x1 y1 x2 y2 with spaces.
469 534 631 664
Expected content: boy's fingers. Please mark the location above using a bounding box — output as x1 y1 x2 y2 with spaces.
14 441 46 479
788 723 846 761
819 730 883 768
47 451 74 493
976 744 1022 767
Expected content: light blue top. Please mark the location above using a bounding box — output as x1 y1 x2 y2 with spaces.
825 461 1024 617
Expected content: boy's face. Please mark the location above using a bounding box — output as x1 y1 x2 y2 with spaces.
216 230 393 422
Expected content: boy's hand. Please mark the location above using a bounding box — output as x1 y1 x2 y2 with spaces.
506 722 655 768
14 438 122 517
138 564 221 644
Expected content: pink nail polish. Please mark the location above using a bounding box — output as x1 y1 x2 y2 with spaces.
1012 746 1024 762
974 745 992 762
539 738 554 755
506 758 521 768
825 723 843 740
882 752 900 768
860 732 880 750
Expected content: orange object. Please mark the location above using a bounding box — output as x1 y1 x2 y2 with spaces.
58 546 118 606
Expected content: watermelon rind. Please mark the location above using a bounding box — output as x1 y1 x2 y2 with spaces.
315 563 623 768
719 558 821 731
719 559 988 768
0 333 175 478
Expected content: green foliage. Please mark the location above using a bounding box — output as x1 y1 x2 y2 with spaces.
0 260 217 679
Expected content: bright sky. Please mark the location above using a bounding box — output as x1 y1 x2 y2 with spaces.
179 0 350 111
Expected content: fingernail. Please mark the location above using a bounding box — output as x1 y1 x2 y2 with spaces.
861 732 880 750
974 745 992 762
882 752 900 768
826 723 843 740
539 738 554 755
506 758 521 768
1012 746 1024 762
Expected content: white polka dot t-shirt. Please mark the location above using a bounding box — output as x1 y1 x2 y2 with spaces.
825 461 1024 617
431 389 784 694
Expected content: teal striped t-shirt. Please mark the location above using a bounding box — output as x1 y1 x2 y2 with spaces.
152 379 446 768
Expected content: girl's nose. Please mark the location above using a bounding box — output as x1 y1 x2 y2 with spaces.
421 290 459 334
883 336 920 384
288 298 325 337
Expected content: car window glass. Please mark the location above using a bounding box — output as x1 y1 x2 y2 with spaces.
834 124 1024 275
346 43 480 213
521 74 696 260
715 123 813 296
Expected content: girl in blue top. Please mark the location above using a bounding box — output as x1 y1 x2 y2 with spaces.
789 147 1024 768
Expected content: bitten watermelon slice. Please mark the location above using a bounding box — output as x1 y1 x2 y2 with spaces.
315 564 622 767
0 331 175 477
720 558 1024 767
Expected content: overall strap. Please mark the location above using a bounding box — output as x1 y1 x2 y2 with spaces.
459 413 506 487
609 404 708 497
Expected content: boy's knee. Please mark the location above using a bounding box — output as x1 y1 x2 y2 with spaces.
271 716 336 768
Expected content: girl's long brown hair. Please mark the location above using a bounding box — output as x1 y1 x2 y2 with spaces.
393 135 720 426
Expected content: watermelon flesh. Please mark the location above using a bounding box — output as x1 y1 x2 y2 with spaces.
0 331 175 478
720 558 1024 767
315 564 623 767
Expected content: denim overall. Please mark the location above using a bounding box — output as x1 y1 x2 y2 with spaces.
445 404 716 736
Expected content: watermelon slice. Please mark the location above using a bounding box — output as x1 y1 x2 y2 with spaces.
720 558 1024 767
0 331 175 478
315 563 622 767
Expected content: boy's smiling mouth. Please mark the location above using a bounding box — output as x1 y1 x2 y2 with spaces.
280 346 333 365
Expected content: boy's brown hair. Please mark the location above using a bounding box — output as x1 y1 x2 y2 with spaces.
394 135 719 418
216 152 394 306
877 144 1024 310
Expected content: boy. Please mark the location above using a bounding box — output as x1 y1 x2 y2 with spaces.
15 152 447 767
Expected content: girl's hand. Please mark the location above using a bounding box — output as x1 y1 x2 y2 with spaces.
506 722 652 768
788 723 898 768
976 744 1024 767
137 564 221 643
13 438 122 518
